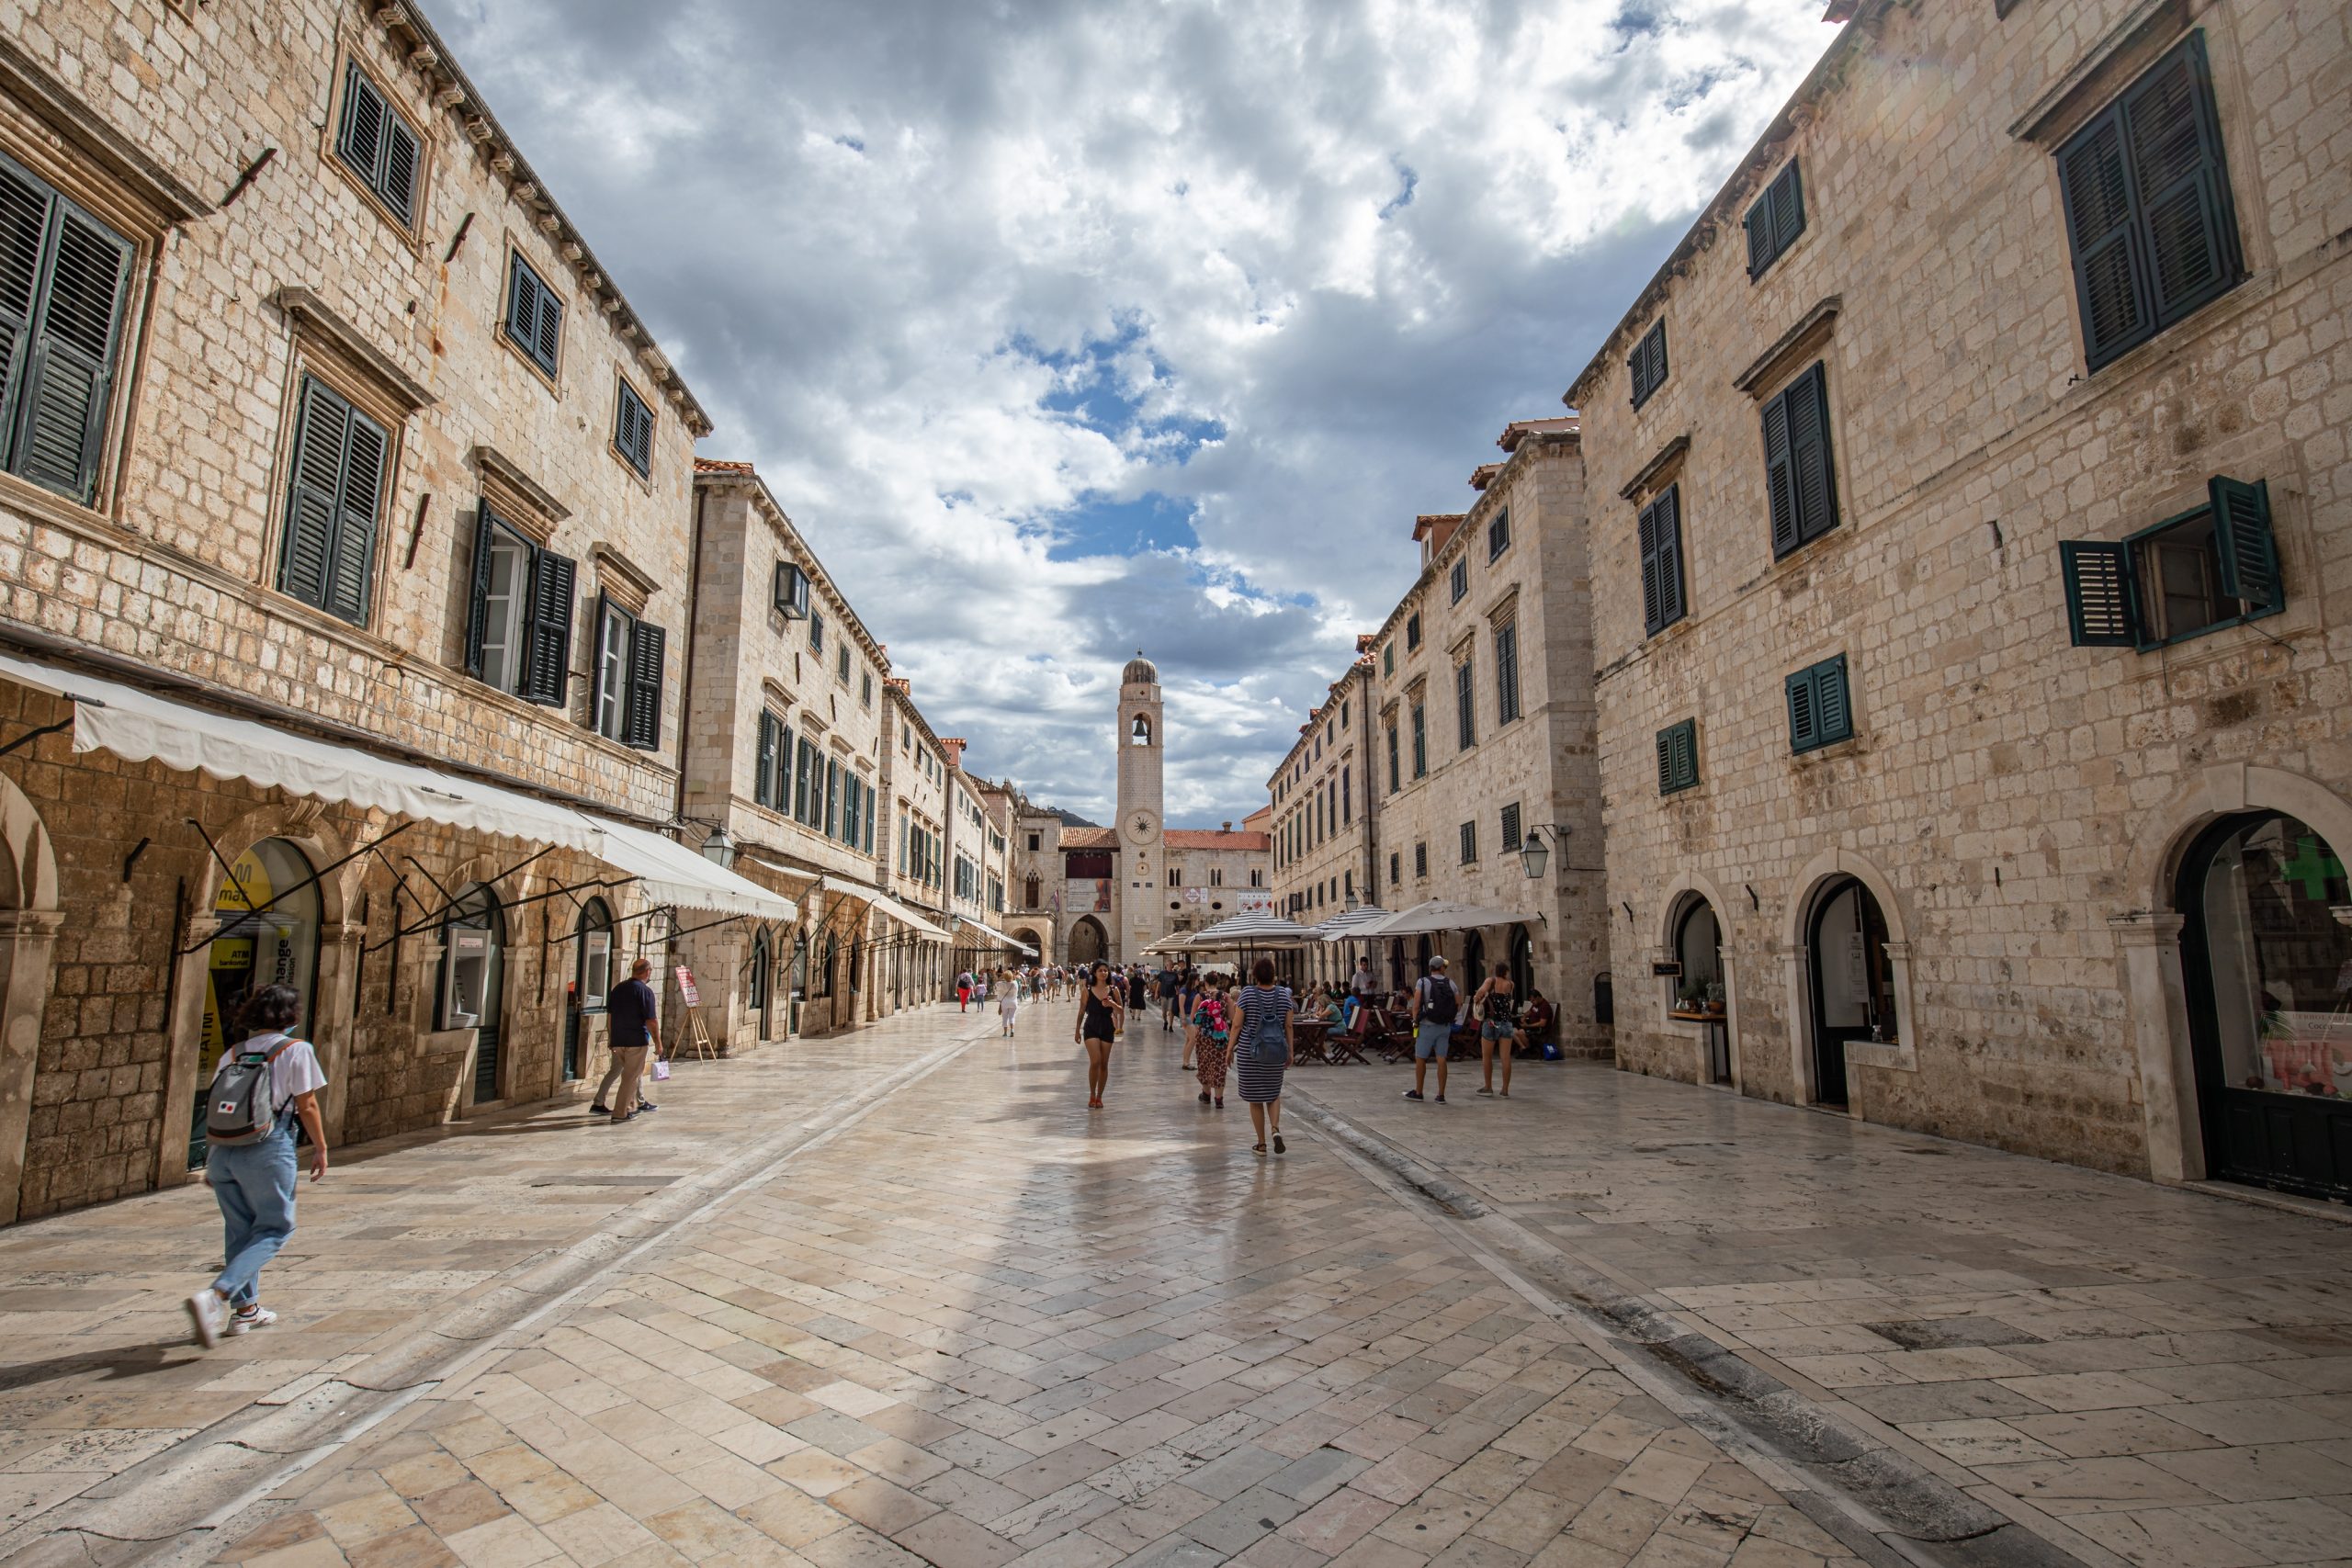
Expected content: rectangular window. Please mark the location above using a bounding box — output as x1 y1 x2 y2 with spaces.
1414 841 1428 878
1657 718 1700 794
1458 820 1477 865
794 739 817 824
836 644 850 682
1638 484 1687 635
1763 362 1838 558
277 376 388 626
1410 702 1427 778
1500 802 1521 852
613 379 654 478
1785 654 1854 755
810 609 824 652
2062 476 2280 649
334 62 421 226
2059 33 2243 371
503 253 562 378
755 712 782 807
1454 658 1475 750
861 671 875 707
1406 613 1421 650
1449 557 1468 603
587 596 663 749
465 506 577 707
1383 642 1395 677
1629 318 1668 409
1487 509 1510 560
0 155 136 505
825 758 842 839
1385 722 1399 794
1744 159 1804 278
1341 767 1351 824
1495 622 1521 725
1388 852 1400 886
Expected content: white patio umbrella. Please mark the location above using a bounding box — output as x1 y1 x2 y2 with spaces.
1353 899 1540 938
1312 903 1391 942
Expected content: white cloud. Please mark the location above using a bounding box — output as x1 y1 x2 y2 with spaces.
420 0 1836 824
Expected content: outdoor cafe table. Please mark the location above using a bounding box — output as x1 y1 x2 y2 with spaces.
1293 1019 1332 1063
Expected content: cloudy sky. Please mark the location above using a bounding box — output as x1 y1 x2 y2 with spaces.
421 0 1838 828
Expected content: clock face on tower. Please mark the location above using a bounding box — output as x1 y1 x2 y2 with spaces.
1125 808 1159 844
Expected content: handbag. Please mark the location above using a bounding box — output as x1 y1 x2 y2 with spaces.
650 1057 672 1082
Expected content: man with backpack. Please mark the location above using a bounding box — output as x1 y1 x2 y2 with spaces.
1403 955 1455 1103
186 985 327 1348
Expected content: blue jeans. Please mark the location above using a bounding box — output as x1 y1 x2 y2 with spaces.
209 1117 298 1307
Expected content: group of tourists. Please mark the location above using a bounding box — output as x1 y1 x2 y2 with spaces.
1051 957 1296 1152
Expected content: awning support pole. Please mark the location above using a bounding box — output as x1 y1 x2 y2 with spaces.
369 869 633 953
178 818 420 956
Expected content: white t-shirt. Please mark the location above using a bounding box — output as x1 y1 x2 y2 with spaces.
212 1031 327 1113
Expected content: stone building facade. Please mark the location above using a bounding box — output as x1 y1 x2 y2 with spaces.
879 681 956 1007
1003 654 1270 967
1568 0 2352 1198
1269 658 1376 983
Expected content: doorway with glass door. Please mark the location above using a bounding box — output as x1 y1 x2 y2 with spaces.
441 885 506 1105
1807 876 1894 1109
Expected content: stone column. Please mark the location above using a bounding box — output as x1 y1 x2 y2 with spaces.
2113 913 2199 1183
311 919 365 1145
157 903 226 1191
0 908 63 1224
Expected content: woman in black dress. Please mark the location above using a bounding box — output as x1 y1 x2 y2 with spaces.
1077 962 1123 1108
1232 958 1295 1155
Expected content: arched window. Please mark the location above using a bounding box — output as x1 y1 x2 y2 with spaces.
195 838 321 1167
749 927 773 1040
1024 872 1041 908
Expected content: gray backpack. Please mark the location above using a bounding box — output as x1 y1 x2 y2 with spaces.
1244 990 1290 1063
206 1033 297 1148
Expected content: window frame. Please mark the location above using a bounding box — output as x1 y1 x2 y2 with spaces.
2064 476 2281 650
1744 159 1805 279
276 372 390 627
611 375 655 479
1629 318 1668 409
331 57 424 232
1785 654 1854 756
1449 557 1468 604
502 250 564 381
0 151 138 508
1494 621 1521 726
1454 657 1476 751
1762 362 1839 559
1487 509 1510 561
1458 820 1477 866
1639 483 1687 636
1657 718 1700 795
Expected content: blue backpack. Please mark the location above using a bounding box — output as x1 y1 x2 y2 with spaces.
1244 989 1290 1062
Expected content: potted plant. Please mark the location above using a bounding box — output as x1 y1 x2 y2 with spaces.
1671 981 1708 1019
1703 981 1725 1015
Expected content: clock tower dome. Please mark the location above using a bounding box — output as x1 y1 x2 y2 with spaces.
1116 652 1166 960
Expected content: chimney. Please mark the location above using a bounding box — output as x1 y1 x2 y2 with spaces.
1223 820 1233 830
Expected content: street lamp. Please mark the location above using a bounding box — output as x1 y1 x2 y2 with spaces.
699 822 737 870
1519 824 1567 881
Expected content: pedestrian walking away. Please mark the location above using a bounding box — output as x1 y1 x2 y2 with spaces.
956 970 973 1012
186 985 328 1348
995 965 1021 1036
1405 954 1454 1103
1471 961 1519 1097
1157 963 1180 1031
1234 958 1295 1155
1125 964 1148 1032
599 958 662 1122
1190 972 1232 1108
1078 961 1123 1107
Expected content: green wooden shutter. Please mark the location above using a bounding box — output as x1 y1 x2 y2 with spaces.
777 722 794 807
1744 196 1770 276
616 382 652 476
0 161 51 452
2059 107 2148 367
825 758 841 839
755 714 779 807
793 739 813 822
381 117 419 226
336 63 385 196
462 505 498 676
2124 35 2240 331
1500 802 1521 851
1657 719 1698 794
2208 475 2279 615
1762 393 1799 557
1496 622 1519 724
622 619 664 749
1815 655 1852 745
2059 540 2138 645
864 784 876 852
1770 163 1804 258
1789 363 1837 544
533 276 562 375
521 547 575 707
1455 660 1474 749
328 404 387 624
1638 495 1664 633
1644 486 1684 631
1786 666 1819 753
14 203 131 502
279 379 346 610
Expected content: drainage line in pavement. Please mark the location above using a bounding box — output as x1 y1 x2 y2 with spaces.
5 1017 1000 1568
1285 1090 2093 1568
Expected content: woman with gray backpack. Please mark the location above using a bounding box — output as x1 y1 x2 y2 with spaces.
1232 957 1295 1156
185 984 328 1348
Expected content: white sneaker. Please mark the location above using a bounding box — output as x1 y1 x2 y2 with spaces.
225 1305 279 1335
186 1289 227 1348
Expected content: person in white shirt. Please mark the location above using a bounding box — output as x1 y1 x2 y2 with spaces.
186 985 327 1347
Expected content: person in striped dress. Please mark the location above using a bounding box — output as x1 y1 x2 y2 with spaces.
1232 958 1295 1156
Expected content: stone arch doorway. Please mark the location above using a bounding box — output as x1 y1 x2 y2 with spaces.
439 884 506 1105
1669 893 1731 1084
1011 928 1042 963
1507 924 1534 1006
1804 877 1894 1109
567 897 615 1081
748 926 774 1042
1068 916 1106 968
0 770 58 1224
195 837 322 1166
2177 810 2352 1200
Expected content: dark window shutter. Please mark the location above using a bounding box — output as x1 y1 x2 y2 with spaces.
329 403 387 624
623 618 664 749
14 204 131 502
2059 540 2138 645
279 378 346 611
1786 666 1818 753
0 161 51 439
1632 320 1668 407
336 64 386 193
521 547 576 707
381 117 420 225
1500 802 1521 851
1815 656 1852 744
777 723 794 807
755 714 779 807
1496 622 1520 723
463 505 498 676
508 258 561 377
794 739 813 822
1657 720 1699 795
1643 486 1685 632
2059 110 2148 367
1656 727 1674 794
2124 36 2240 330
865 784 876 852
1770 163 1804 257
1789 363 1837 544
1744 198 1770 276
1638 494 1663 632
2208 475 2280 615
534 276 562 374
1762 394 1799 557
616 382 652 477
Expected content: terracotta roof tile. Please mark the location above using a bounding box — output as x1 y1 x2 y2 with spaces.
694 457 756 474
1058 827 1117 848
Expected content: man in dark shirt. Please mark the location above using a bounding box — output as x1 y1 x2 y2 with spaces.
602 958 660 1123
1157 965 1181 1032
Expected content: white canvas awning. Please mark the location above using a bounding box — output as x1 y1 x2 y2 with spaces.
812 873 951 942
0 649 605 851
966 919 1037 956
582 816 797 923
1355 899 1540 938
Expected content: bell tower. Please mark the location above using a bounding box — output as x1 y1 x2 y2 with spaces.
1116 652 1165 959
